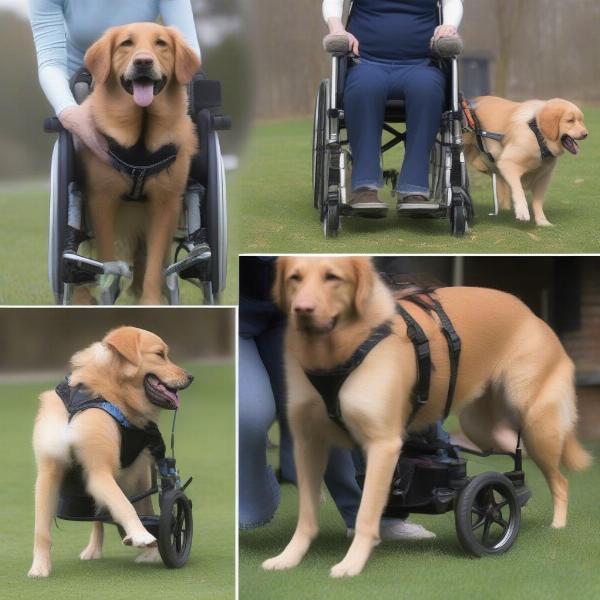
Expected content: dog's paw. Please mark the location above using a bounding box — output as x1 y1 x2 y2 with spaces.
329 559 363 579
123 530 157 548
27 560 51 578
536 218 554 227
514 205 531 222
135 547 162 563
79 545 102 560
261 554 298 571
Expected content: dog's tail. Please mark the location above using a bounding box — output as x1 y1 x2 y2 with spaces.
561 431 592 471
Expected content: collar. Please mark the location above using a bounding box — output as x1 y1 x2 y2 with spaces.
528 118 554 160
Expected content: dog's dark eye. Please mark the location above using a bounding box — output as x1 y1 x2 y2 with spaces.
155 350 165 359
156 39 168 47
289 273 302 282
120 39 133 47
324 272 341 282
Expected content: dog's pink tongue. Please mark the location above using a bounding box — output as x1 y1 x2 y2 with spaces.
133 81 154 107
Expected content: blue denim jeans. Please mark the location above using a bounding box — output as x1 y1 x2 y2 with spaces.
238 298 362 529
343 58 445 197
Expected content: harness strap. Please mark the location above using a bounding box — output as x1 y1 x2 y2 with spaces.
462 99 504 165
527 118 554 160
107 141 179 202
395 303 431 425
305 321 393 433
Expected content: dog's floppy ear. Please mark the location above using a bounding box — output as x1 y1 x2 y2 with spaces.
352 257 375 316
85 28 117 84
103 327 142 370
538 100 565 142
168 27 201 85
272 257 290 313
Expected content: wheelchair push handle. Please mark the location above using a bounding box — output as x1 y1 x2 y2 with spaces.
212 114 232 131
44 116 65 133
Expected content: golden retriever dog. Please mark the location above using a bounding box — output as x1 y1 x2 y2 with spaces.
464 96 588 226
79 23 200 304
264 256 591 578
28 327 193 578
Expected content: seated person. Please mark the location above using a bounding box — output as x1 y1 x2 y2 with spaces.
322 0 463 216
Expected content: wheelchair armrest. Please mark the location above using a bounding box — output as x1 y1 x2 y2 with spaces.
44 116 65 133
323 34 353 56
431 35 464 58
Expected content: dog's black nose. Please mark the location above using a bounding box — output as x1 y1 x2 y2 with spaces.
582 132 589 139
134 56 154 69
186 373 194 384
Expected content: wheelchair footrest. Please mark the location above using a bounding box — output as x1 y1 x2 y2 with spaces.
63 253 131 284
397 202 441 211
165 244 211 280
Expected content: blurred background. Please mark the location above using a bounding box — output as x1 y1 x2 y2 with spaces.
250 0 600 119
0 307 234 375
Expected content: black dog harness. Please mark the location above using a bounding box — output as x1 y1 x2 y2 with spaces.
56 378 166 468
527 118 555 160
304 292 461 435
106 137 179 202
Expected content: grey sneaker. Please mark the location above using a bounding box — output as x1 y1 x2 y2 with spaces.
349 188 388 218
346 519 436 542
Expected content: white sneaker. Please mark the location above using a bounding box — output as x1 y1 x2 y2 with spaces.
346 519 436 542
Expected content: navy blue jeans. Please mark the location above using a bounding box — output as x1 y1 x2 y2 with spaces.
344 58 445 197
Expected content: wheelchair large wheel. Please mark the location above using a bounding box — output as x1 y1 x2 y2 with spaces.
205 130 227 303
158 489 193 568
48 132 74 304
312 79 329 211
455 472 521 557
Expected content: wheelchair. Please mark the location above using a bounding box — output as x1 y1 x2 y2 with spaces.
356 432 530 556
44 71 231 305
57 432 194 568
312 3 473 238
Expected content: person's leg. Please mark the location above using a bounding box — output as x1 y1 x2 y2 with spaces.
238 336 280 529
255 318 295 483
391 64 445 199
343 62 389 192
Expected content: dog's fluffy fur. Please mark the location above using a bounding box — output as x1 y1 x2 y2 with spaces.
28 327 192 578
263 256 591 578
464 96 588 227
78 23 200 304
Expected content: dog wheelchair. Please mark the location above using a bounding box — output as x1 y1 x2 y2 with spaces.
56 411 194 568
312 2 473 238
357 430 530 556
44 71 231 305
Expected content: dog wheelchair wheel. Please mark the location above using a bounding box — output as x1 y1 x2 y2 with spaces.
158 489 193 568
455 472 521 557
313 80 329 211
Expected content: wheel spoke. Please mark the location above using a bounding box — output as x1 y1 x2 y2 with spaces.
471 515 486 531
482 516 493 545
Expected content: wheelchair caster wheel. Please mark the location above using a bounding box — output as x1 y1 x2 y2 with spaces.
455 472 521 557
451 203 468 237
158 489 193 568
323 203 340 238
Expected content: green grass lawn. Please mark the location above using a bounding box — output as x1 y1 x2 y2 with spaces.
0 182 238 306
0 362 235 600
240 429 600 600
234 109 600 254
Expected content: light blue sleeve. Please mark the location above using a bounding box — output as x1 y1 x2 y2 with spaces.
29 0 77 115
160 0 202 59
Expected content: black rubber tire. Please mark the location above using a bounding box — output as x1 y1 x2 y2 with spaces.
205 130 227 300
158 489 193 568
451 202 467 237
455 472 521 557
313 80 328 211
323 200 340 238
48 131 74 304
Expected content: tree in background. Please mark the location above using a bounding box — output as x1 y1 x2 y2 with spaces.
493 0 526 97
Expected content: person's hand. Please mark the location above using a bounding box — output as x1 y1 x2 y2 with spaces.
327 18 360 55
431 24 458 44
58 103 109 163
